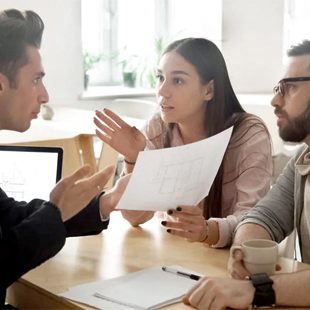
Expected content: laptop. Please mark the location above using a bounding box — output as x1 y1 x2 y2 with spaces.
0 145 63 201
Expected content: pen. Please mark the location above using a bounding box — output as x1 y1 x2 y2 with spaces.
162 266 201 281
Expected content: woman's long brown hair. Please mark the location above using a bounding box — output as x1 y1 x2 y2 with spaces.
153 38 270 219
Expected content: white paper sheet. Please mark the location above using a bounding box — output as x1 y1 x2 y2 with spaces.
116 127 233 211
60 265 203 310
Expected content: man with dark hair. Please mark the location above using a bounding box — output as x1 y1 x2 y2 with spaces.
182 39 310 309
0 8 130 306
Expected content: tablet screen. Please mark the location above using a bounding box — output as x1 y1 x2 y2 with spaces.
0 146 63 201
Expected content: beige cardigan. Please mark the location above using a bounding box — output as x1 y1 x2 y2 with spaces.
121 113 273 247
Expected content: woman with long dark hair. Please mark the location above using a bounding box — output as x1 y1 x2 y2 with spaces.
94 38 272 247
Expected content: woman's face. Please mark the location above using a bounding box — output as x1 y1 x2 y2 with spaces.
156 51 212 126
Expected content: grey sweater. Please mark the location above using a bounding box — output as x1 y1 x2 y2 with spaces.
236 143 308 260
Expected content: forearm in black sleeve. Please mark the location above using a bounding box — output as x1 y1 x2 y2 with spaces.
64 192 109 237
0 201 66 292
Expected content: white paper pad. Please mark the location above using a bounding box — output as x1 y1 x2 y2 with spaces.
60 266 202 310
116 127 233 211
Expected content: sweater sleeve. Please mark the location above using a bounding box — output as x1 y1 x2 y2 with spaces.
210 119 273 247
0 189 66 292
0 188 109 296
235 145 307 243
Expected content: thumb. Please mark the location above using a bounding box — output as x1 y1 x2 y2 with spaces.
182 296 190 305
132 126 145 142
233 249 243 261
88 164 116 191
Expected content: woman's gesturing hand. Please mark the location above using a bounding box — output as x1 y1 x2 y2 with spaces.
94 109 146 162
161 205 208 243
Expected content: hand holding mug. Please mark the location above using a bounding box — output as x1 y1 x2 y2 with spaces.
230 239 278 276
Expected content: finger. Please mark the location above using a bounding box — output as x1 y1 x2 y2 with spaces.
163 220 198 233
184 278 204 303
230 269 246 280
167 228 198 241
232 249 243 261
94 117 115 137
95 129 112 145
91 165 116 190
132 127 147 143
233 265 249 280
182 296 190 305
200 289 217 310
188 282 209 309
65 165 93 185
95 110 121 132
209 298 225 310
76 164 115 196
175 205 203 216
228 257 249 280
168 211 205 226
103 108 131 128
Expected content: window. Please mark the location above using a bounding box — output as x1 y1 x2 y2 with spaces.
81 0 222 87
284 0 310 59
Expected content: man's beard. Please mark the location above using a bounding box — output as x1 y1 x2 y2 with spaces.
278 99 310 143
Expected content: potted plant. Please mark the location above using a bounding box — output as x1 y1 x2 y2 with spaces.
118 46 139 88
139 37 164 88
83 52 104 90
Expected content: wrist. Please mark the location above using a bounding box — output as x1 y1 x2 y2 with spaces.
124 158 136 165
99 190 113 216
200 221 209 242
202 220 219 245
246 273 276 308
124 148 144 164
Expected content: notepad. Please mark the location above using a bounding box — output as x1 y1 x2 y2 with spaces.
94 266 200 310
60 265 203 310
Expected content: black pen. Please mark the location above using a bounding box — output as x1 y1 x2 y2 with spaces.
162 266 201 281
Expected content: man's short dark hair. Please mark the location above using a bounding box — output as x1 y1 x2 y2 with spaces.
0 9 44 88
287 40 310 57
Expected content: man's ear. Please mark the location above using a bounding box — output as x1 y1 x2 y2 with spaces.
204 80 214 101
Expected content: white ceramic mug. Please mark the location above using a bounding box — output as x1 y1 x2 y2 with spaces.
230 239 278 275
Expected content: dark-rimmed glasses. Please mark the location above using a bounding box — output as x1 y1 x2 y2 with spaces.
273 77 310 97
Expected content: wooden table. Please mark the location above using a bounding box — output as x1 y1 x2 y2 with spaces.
6 212 310 310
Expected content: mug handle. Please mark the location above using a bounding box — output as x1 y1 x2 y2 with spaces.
230 245 243 258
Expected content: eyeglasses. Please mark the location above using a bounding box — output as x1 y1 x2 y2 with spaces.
273 77 310 97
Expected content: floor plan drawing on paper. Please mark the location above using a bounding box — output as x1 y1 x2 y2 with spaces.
0 163 25 200
116 126 233 211
155 155 204 199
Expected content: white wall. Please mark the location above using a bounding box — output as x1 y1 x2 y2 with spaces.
0 0 84 106
222 0 284 94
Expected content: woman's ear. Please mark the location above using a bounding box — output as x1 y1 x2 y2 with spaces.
0 74 3 92
204 80 214 101
0 73 9 94
0 73 5 92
